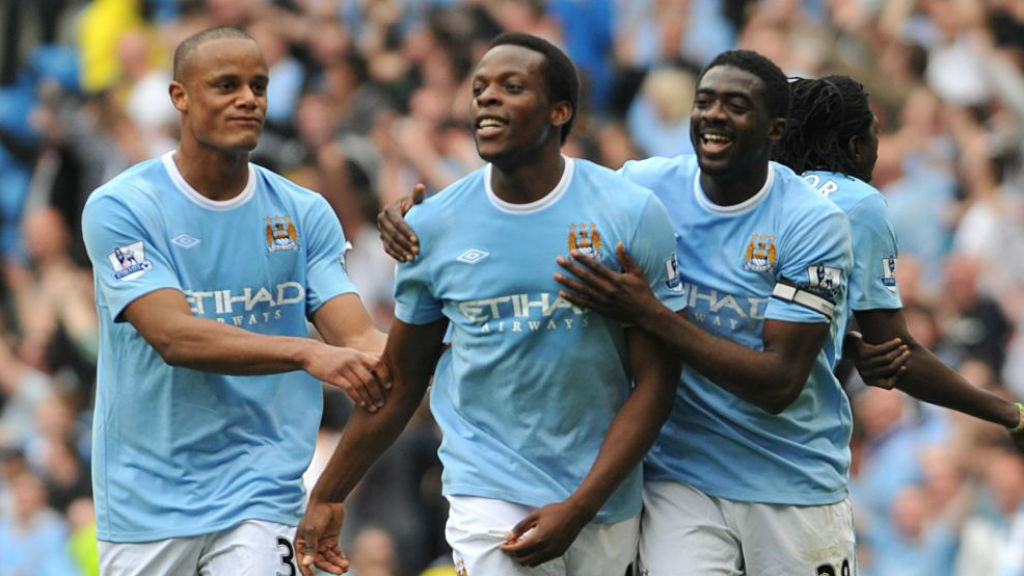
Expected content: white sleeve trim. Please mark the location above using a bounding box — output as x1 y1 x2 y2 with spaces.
771 282 835 319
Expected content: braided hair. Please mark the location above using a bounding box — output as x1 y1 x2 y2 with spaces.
773 75 874 179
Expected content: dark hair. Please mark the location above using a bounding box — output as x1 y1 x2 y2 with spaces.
488 32 580 143
699 50 791 120
173 27 255 82
773 75 873 176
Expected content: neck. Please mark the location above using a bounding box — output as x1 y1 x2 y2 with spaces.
490 145 565 204
174 140 251 201
700 160 770 206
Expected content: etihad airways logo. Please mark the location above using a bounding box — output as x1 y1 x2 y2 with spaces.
685 282 768 331
184 281 305 326
458 292 588 333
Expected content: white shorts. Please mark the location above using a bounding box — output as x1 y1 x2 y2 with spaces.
98 520 299 576
638 481 856 576
446 495 640 576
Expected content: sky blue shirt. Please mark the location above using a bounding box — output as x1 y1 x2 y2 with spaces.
81 152 357 542
803 171 903 328
394 158 687 523
619 156 854 505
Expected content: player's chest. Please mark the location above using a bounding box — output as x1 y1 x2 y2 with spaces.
433 213 625 298
162 205 306 288
676 213 784 290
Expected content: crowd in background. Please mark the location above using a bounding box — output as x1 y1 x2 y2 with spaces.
1 0 1024 575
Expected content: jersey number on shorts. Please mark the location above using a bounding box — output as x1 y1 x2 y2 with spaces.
277 537 297 576
815 558 851 576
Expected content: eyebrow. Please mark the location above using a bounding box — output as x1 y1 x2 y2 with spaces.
207 73 269 83
472 70 529 81
696 88 754 101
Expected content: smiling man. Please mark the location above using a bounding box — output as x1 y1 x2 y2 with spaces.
294 32 685 576
81 27 388 576
550 51 857 576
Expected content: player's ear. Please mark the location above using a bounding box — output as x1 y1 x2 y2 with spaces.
549 100 572 132
169 81 188 113
767 117 787 143
847 135 862 164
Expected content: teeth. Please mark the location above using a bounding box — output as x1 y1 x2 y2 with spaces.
478 119 504 128
703 134 730 142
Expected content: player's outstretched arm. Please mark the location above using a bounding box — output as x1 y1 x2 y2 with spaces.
855 308 1024 448
311 292 390 409
377 183 425 262
557 245 825 413
122 288 390 411
295 317 447 576
500 327 681 567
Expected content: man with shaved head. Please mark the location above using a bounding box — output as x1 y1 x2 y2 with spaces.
81 27 389 576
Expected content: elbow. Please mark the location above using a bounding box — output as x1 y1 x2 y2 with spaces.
143 329 188 367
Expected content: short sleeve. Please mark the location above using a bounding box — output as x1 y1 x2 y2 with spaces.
393 216 444 325
303 195 359 315
81 193 182 322
628 195 688 312
765 208 852 324
847 195 902 312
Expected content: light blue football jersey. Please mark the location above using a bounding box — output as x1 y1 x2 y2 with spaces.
803 171 902 328
395 158 687 523
81 151 357 542
619 156 854 505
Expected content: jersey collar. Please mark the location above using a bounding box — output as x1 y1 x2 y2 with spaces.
162 151 257 211
694 164 775 216
485 156 574 214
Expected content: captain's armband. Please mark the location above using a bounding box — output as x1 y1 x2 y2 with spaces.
771 279 836 320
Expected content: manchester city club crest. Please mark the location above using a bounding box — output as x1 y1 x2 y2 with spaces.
265 215 299 252
743 233 777 272
568 223 602 258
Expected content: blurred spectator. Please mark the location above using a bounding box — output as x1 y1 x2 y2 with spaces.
66 496 99 576
942 253 1013 374
953 447 1024 575
340 400 445 576
348 527 400 576
0 471 77 576
625 65 696 157
114 27 176 158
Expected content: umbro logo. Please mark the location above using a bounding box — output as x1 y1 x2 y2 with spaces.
172 234 200 249
457 249 489 264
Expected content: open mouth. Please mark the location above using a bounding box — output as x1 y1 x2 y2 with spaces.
476 117 508 139
699 132 734 156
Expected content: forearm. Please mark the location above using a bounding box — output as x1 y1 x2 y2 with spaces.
149 314 322 374
639 306 813 413
307 319 447 501
309 374 427 503
857 308 1020 428
569 331 680 517
568 376 674 518
898 343 1019 428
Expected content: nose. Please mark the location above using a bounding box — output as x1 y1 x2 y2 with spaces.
699 99 727 123
236 86 259 108
475 84 501 108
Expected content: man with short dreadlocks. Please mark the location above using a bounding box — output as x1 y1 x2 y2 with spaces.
775 75 1024 448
